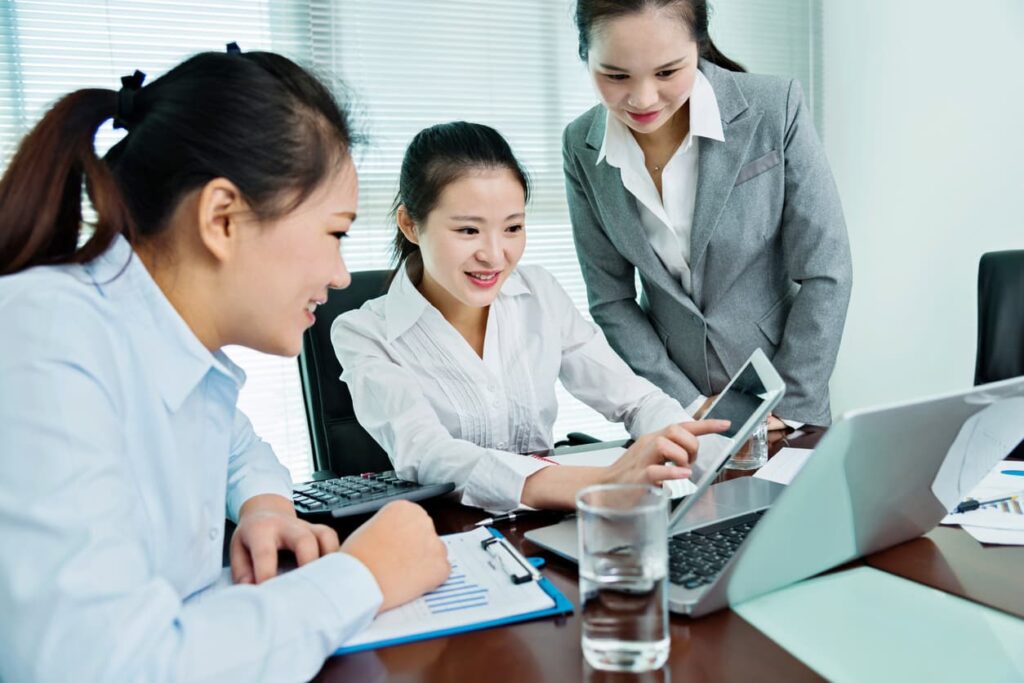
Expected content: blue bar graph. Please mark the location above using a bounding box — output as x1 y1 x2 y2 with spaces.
423 564 489 614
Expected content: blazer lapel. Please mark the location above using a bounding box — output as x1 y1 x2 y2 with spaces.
580 112 703 319
690 63 762 303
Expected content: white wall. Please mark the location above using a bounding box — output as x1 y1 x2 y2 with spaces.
823 1 1024 416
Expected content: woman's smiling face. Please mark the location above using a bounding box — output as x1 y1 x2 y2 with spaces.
588 7 700 137
400 166 526 314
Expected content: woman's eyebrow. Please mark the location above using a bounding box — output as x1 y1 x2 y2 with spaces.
598 57 686 72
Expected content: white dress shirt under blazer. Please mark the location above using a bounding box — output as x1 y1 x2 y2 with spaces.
599 69 727 418
332 264 691 512
0 236 382 683
598 69 725 296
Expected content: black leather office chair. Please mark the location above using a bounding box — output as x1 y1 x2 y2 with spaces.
974 250 1024 458
298 270 392 477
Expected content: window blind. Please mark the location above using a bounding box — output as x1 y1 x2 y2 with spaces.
1 0 821 484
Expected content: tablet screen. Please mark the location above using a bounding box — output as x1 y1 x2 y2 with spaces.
704 364 768 437
687 363 769 486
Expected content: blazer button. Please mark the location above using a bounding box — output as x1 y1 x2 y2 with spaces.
208 527 218 541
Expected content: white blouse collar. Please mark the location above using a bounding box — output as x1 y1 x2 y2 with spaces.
383 263 531 343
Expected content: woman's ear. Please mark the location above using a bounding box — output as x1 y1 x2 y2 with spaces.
396 205 419 245
195 177 248 263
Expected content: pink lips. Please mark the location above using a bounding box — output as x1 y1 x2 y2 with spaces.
466 272 500 289
627 110 660 124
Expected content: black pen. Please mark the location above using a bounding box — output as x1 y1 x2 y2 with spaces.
475 511 531 527
954 492 1023 514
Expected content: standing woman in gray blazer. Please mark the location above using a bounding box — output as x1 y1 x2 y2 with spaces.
563 0 852 426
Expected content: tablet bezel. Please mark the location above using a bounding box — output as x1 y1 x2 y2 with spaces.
668 348 785 529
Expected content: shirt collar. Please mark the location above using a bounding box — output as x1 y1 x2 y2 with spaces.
384 263 531 343
597 68 725 167
86 235 245 412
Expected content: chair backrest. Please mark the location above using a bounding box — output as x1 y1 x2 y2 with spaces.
975 250 1024 385
975 250 1024 459
298 270 392 476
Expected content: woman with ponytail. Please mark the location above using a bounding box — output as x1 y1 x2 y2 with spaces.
0 49 448 682
333 121 729 513
563 0 852 427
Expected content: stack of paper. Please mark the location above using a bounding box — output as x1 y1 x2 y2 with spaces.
752 447 814 485
941 459 1024 545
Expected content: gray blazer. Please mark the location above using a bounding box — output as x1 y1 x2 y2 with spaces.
562 61 852 425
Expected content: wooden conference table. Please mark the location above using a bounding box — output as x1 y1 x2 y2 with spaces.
311 429 1024 682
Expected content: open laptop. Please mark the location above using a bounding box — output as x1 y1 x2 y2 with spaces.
525 367 1024 617
526 348 787 604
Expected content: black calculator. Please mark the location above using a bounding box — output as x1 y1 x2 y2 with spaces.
292 471 455 519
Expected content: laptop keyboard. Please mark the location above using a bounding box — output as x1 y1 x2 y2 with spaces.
668 510 766 589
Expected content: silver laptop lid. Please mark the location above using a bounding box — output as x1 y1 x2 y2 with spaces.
668 348 785 529
692 375 1024 614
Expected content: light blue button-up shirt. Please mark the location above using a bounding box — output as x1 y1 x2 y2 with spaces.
0 236 382 682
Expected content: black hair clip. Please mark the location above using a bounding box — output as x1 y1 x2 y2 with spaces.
113 69 146 131
226 42 242 54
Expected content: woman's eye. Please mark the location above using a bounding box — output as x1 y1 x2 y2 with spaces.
456 227 478 235
604 73 628 82
656 69 680 78
330 231 349 240
506 224 524 233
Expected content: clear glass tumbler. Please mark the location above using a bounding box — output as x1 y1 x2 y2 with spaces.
577 484 669 672
726 416 769 470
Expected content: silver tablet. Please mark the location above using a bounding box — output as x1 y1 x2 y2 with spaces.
668 348 785 529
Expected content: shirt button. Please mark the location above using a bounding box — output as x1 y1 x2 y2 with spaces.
208 527 218 541
496 441 507 449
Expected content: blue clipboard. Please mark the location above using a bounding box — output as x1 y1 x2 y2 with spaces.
335 527 573 655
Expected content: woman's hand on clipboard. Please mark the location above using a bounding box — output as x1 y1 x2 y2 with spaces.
340 500 451 612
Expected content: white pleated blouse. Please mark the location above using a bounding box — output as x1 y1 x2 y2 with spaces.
332 264 691 511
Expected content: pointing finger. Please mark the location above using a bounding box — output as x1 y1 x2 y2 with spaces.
681 419 731 437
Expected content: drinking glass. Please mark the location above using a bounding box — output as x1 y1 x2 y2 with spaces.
577 484 669 672
726 416 769 470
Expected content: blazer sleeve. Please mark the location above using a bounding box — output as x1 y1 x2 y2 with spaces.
562 127 704 407
771 79 853 425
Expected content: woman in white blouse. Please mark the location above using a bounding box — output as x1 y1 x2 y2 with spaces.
333 122 729 512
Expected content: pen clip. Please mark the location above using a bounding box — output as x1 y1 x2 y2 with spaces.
481 536 538 584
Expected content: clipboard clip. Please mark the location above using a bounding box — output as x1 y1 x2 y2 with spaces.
481 536 540 584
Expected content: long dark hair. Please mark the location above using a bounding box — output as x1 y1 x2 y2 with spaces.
575 0 746 73
390 121 530 281
0 49 356 276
